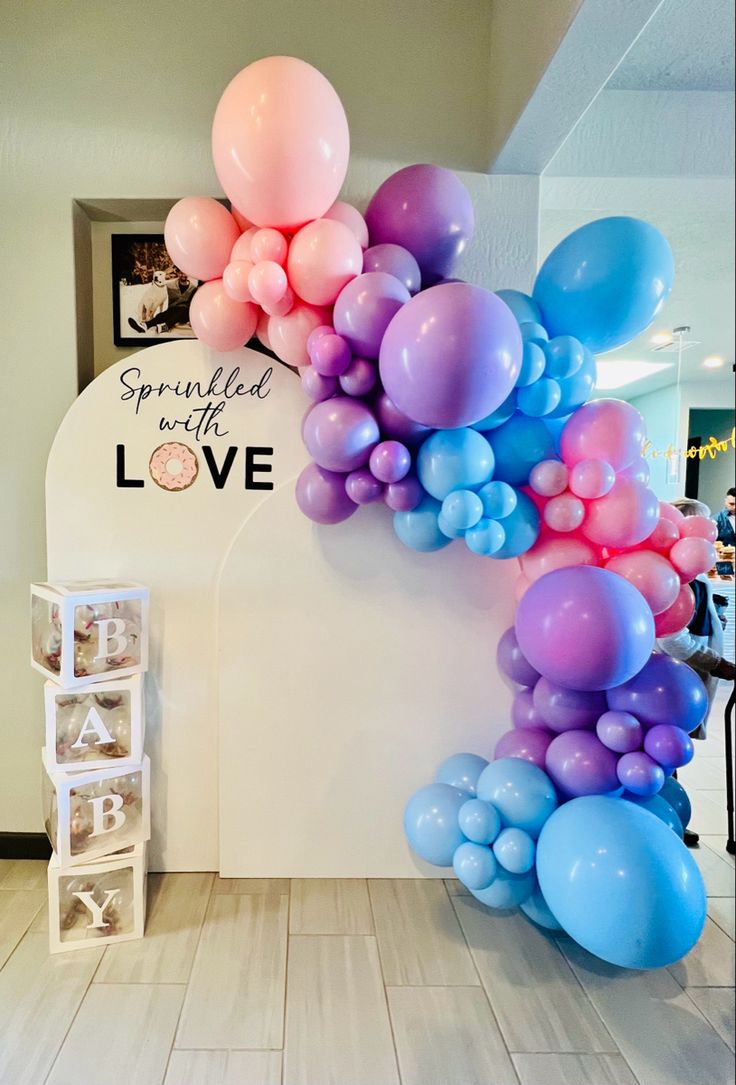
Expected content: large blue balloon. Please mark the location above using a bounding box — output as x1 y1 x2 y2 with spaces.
485 415 555 486
537 796 706 969
520 883 563 931
417 428 494 500
476 758 557 839
533 217 674 354
403 783 467 866
622 792 684 838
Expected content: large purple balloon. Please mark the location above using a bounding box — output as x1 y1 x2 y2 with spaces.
362 243 421 294
496 626 541 687
533 678 607 733
607 653 708 733
495 727 555 769
333 272 410 359
516 566 655 692
373 392 432 446
365 164 474 283
302 397 380 473
295 463 357 525
545 730 620 797
379 284 522 429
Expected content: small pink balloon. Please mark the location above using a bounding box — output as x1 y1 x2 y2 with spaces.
339 357 378 397
263 285 295 318
323 200 369 248
659 501 685 526
604 550 680 615
189 280 257 352
670 537 716 580
385 475 423 512
288 218 363 306
519 535 599 583
256 308 272 350
268 302 332 367
230 207 252 232
619 456 651 485
581 478 659 549
248 261 288 309
311 333 352 377
222 259 254 303
679 516 718 543
569 459 615 499
529 459 568 497
560 399 647 472
231 227 259 262
301 366 338 403
654 583 695 636
648 516 680 554
164 197 240 282
512 687 544 730
494 727 555 769
250 228 288 266
543 493 585 533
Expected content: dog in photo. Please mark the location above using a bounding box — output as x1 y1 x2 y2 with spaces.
138 271 169 324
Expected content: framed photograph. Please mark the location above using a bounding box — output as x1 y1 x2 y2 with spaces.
111 234 200 347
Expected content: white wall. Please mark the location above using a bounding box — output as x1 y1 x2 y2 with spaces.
0 4 539 837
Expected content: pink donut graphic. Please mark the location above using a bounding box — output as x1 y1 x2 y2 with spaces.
149 442 199 491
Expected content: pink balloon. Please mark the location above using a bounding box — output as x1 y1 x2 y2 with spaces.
648 517 680 554
231 228 259 262
659 501 685 526
263 285 295 318
250 228 288 266
212 57 350 230
679 516 718 543
519 534 599 584
581 478 659 548
529 459 568 497
323 201 369 248
230 207 252 232
494 727 555 769
515 574 532 602
288 219 363 306
604 551 680 615
569 458 615 500
164 197 240 282
268 302 332 367
512 687 544 729
670 537 716 580
653 583 696 636
248 261 288 309
543 493 585 533
619 456 650 485
256 308 272 350
222 260 254 303
560 399 647 471
189 281 257 352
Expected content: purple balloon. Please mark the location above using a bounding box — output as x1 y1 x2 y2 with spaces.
339 357 377 398
516 567 655 692
374 392 432 446
365 164 474 283
644 724 695 772
494 727 555 769
370 440 411 484
545 730 620 797
310 333 352 377
496 627 541 688
362 243 422 294
333 272 410 359
302 397 380 473
345 469 384 505
596 710 643 753
385 474 423 512
533 678 607 733
295 464 357 525
607 653 708 733
301 366 338 403
379 284 522 429
512 687 545 730
616 751 665 797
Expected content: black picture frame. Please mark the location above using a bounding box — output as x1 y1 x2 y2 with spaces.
111 233 200 348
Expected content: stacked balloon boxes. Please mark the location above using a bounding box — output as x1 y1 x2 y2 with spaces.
30 582 150 954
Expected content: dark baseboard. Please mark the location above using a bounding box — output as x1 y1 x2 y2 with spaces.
0 832 52 861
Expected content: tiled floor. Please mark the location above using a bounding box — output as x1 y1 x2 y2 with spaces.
0 694 733 1085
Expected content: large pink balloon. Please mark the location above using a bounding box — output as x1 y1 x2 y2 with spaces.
670 537 716 580
519 534 599 584
678 516 718 544
648 516 680 554
164 198 240 282
323 201 369 249
581 477 659 549
653 583 695 636
560 399 646 472
288 219 363 306
189 281 257 351
268 301 332 367
212 57 350 230
604 551 680 615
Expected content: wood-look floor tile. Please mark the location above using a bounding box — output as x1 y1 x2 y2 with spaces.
708 897 735 940
164 1049 228 1084
0 859 47 890
669 917 736 988
513 1053 638 1085
283 935 399 1085
226 1050 282 1084
443 878 470 896
214 877 289 895
686 988 735 1053
96 872 212 983
46 983 184 1085
176 893 287 1049
387 985 517 1085
369 880 478 985
692 844 735 897
453 897 616 1054
290 879 373 934
0 889 45 968
0 932 103 1085
559 936 733 1085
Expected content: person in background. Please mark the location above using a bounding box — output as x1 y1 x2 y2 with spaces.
715 487 736 546
657 497 736 846
128 269 197 335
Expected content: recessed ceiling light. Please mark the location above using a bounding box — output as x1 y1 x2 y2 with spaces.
595 359 673 390
649 332 673 347
702 355 725 369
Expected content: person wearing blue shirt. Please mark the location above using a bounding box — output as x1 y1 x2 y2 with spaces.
715 487 736 546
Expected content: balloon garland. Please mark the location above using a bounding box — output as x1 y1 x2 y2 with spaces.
166 56 714 970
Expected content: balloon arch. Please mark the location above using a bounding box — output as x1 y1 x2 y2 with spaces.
165 56 714 970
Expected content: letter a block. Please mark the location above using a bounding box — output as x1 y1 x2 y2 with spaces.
31 581 149 688
48 843 147 953
44 675 144 772
42 750 151 866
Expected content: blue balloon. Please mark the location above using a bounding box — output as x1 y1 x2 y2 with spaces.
478 481 517 520
537 796 706 969
533 217 674 354
441 490 483 531
517 378 562 418
453 841 497 891
658 777 692 830
417 429 494 500
476 758 557 839
435 753 489 797
465 518 506 557
471 391 517 432
493 827 536 874
469 866 536 909
520 883 563 931
458 799 502 845
520 321 548 345
486 415 555 485
495 289 541 326
517 341 546 387
488 491 540 559
403 783 467 866
393 496 452 552
622 793 684 839
542 335 585 379
437 512 467 540
545 346 596 419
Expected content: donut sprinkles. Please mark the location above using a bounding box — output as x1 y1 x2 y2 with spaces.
149 442 199 491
